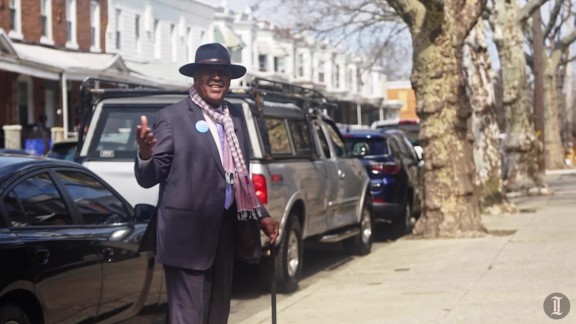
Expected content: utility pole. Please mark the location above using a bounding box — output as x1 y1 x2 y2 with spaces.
532 9 545 171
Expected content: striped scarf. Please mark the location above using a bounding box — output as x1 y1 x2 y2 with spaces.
189 87 262 220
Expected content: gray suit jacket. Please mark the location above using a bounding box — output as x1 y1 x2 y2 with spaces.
135 97 263 270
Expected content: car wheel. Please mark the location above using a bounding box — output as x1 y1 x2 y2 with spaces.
274 215 303 293
0 303 31 324
394 198 414 236
343 197 373 256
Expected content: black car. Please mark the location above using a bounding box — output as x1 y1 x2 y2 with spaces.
342 128 423 234
0 155 164 324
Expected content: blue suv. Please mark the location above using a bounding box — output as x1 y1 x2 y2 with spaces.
342 128 423 234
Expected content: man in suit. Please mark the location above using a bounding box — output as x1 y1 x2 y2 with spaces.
135 43 279 324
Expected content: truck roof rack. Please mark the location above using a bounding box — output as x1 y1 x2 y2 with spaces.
79 77 338 115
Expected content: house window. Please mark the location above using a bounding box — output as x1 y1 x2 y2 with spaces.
154 19 161 59
115 9 122 50
318 60 325 83
135 14 141 53
298 53 304 77
186 27 192 61
90 1 100 50
66 0 77 46
9 0 22 37
39 0 54 44
135 15 141 40
335 65 340 88
170 24 177 62
258 55 267 72
274 57 285 73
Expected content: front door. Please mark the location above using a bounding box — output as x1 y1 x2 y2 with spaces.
2 171 101 323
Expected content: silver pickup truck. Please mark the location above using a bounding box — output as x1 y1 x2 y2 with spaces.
76 78 372 292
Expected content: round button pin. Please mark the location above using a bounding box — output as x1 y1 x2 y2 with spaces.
195 120 209 133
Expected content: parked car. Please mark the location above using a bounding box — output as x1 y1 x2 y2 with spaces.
0 149 33 156
342 128 423 234
0 155 164 323
371 118 423 159
75 77 372 293
45 137 78 161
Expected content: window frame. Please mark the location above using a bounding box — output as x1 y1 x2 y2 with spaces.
65 0 78 49
0 169 78 228
8 0 22 39
40 0 54 45
53 169 133 225
114 8 122 50
90 0 101 52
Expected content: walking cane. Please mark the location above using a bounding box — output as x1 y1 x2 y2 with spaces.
270 244 278 324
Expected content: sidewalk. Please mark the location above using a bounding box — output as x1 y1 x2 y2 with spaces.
240 172 576 324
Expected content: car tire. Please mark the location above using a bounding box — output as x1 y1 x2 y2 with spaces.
274 215 303 293
394 197 414 236
0 303 31 324
343 196 373 256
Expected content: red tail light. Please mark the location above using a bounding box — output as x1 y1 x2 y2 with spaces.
399 119 419 125
252 174 268 204
369 162 401 174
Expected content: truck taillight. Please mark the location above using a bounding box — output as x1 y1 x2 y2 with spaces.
252 174 268 204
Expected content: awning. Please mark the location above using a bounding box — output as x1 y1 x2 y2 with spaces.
0 58 60 80
213 24 245 49
125 60 191 88
0 29 152 84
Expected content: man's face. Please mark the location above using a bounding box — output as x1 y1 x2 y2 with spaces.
193 65 232 108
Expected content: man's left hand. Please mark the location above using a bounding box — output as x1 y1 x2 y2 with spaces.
260 217 279 245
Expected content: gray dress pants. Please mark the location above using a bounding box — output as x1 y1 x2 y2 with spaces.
164 211 234 324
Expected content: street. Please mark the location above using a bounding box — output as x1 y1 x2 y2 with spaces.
237 171 576 323
229 235 396 323
122 171 576 324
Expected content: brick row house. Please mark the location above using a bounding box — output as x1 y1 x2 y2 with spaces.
0 0 114 148
1 1 407 151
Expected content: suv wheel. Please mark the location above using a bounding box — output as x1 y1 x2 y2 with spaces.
0 303 31 324
394 198 414 236
343 197 373 256
275 215 303 293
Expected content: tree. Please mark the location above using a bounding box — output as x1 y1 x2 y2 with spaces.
537 1 576 169
260 0 488 237
490 0 548 192
463 17 513 213
385 1 486 237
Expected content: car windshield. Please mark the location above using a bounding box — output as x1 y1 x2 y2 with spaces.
344 138 389 156
87 104 163 160
378 124 420 145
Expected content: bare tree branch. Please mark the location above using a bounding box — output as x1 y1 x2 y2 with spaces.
517 0 548 25
560 54 576 66
386 0 425 31
543 0 563 39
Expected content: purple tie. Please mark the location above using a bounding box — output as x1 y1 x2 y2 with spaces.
217 121 234 209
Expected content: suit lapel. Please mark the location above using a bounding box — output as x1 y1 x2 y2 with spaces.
187 98 226 176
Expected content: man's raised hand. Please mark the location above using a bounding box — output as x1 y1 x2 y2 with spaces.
136 115 157 160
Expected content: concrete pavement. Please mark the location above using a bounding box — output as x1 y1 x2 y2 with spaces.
239 172 576 324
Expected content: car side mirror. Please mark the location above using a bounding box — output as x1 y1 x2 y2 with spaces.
134 204 155 222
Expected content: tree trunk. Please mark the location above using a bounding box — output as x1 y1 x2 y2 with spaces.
404 3 485 238
463 18 511 212
492 0 544 191
542 60 566 169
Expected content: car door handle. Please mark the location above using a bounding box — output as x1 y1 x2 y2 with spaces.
102 248 115 262
338 170 346 179
34 248 50 265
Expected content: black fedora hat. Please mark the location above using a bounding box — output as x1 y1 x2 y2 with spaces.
179 43 247 79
